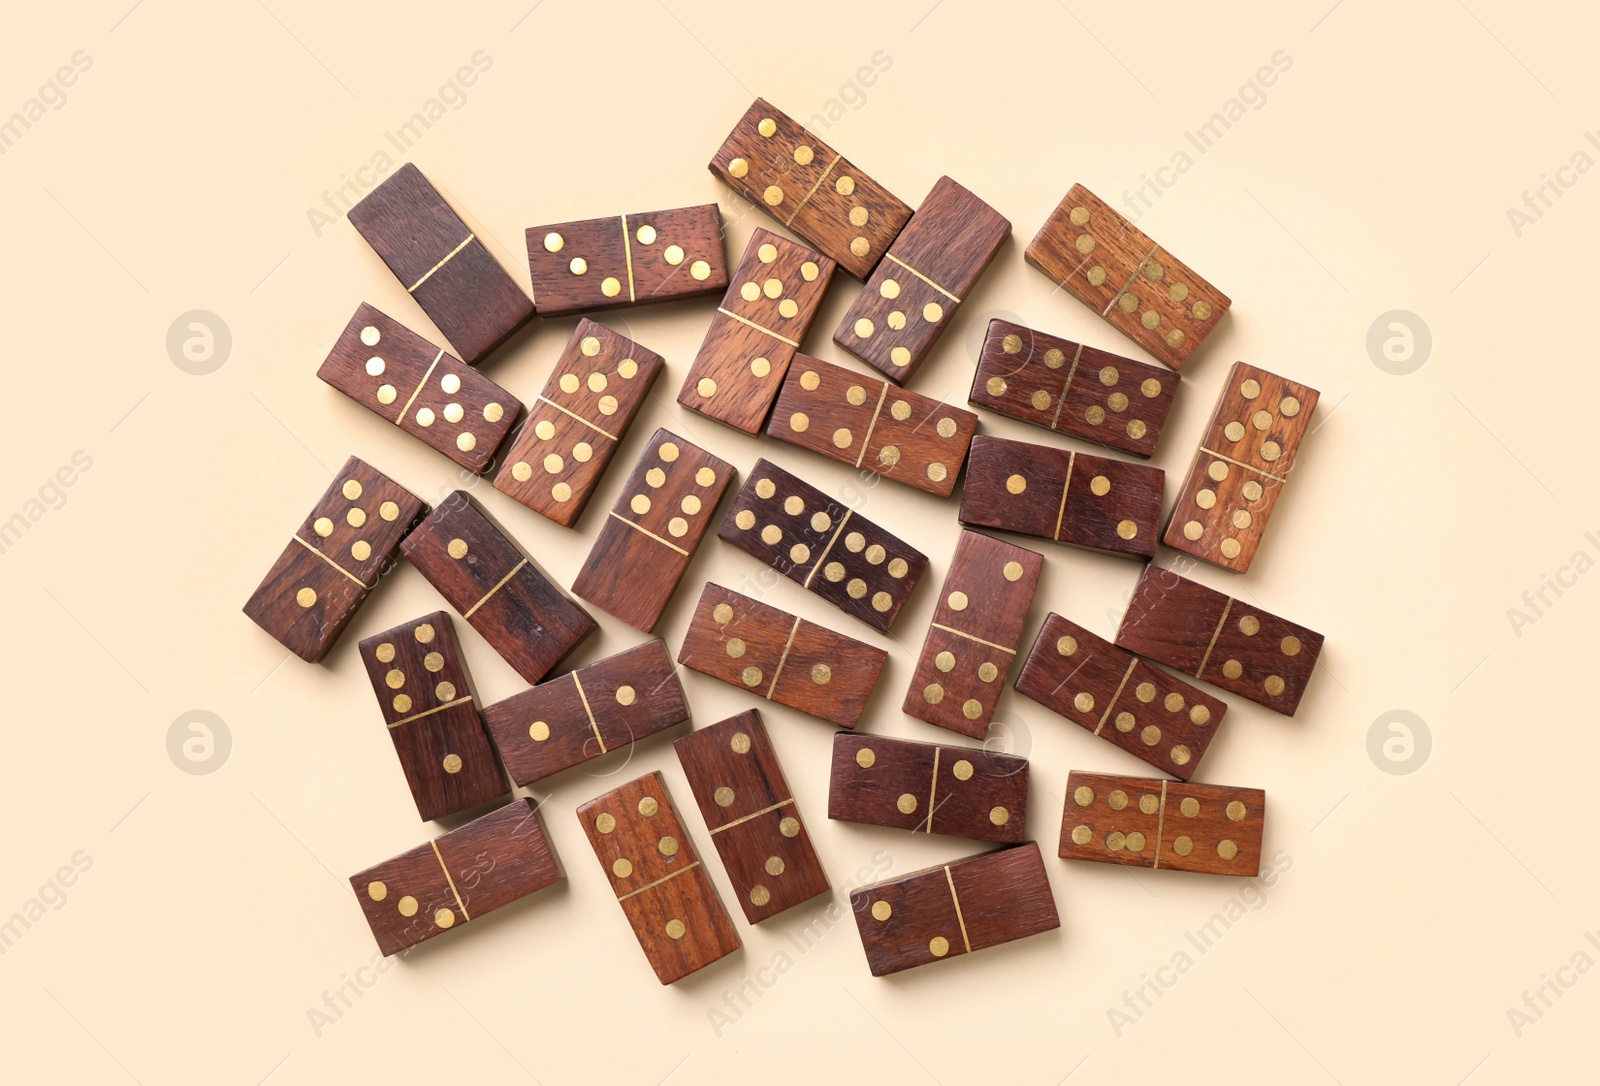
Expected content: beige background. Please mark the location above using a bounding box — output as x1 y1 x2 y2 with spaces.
1 0 1590 1081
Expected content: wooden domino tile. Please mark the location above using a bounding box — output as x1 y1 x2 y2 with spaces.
482 640 688 787
357 612 507 821
400 491 595 684
1163 362 1320 572
1014 613 1228 781
676 583 888 729
903 531 1042 739
570 429 734 632
527 204 728 316
1114 565 1324 716
677 228 836 434
1060 771 1264 877
351 798 561 956
1024 183 1229 369
959 435 1164 560
347 163 534 365
716 458 928 633
968 319 1177 458
674 710 829 923
708 98 913 280
828 733 1028 844
244 456 425 663
317 304 522 473
491 320 662 526
577 771 740 984
849 843 1058 976
833 176 1009 384
765 355 978 497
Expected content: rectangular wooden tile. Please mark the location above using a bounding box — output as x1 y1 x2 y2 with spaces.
1060 771 1264 877
849 843 1058 976
765 355 977 497
676 583 887 729
959 435 1163 560
716 458 928 633
903 530 1042 738
677 228 835 434
674 710 829 923
577 772 740 984
1014 613 1228 781
351 798 561 956
1024 183 1229 369
400 491 595 684
1163 362 1320 572
829 733 1027 844
570 429 735 632
709 98 913 280
482 640 687 787
347 163 534 365
834 176 1009 384
527 204 728 316
243 456 425 663
491 320 663 526
968 319 1177 458
317 304 522 473
357 611 507 821
1114 565 1323 716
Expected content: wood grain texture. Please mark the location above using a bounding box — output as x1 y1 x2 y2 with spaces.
1060 771 1264 877
959 435 1163 559
677 228 836 434
676 583 888 729
1162 361 1320 572
674 710 830 923
350 798 561 956
716 458 928 633
570 429 735 632
526 204 728 316
903 531 1042 738
577 771 740 984
834 176 1010 384
828 732 1028 843
709 98 913 280
849 843 1058 976
1014 613 1228 781
1023 183 1229 369
357 611 507 821
482 640 687 787
347 163 534 365
317 304 522 473
1114 565 1324 716
244 456 425 663
491 320 662 526
400 490 595 684
765 355 978 497
968 319 1177 458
